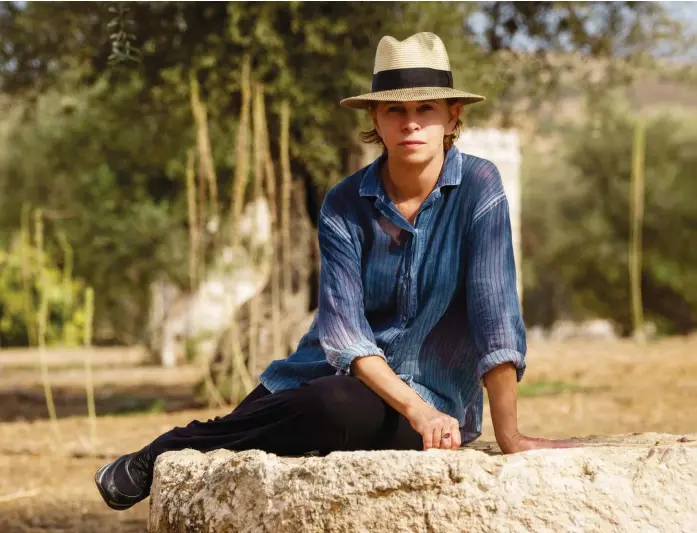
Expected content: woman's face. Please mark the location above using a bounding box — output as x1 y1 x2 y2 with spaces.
372 99 461 164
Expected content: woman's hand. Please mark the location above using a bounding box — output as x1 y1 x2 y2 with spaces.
406 402 461 450
499 432 582 454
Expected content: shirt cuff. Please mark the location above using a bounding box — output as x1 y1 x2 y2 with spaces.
476 349 526 382
323 339 387 374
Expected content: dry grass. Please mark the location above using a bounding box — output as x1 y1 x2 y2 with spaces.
1 336 697 532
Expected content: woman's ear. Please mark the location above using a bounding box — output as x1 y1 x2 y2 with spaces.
447 102 463 134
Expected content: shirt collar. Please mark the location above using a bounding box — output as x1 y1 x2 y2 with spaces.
359 146 462 198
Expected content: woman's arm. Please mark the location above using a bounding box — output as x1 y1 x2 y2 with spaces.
482 362 521 453
484 362 579 453
467 183 579 453
315 199 388 372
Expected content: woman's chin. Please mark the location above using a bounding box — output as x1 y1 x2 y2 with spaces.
390 147 434 164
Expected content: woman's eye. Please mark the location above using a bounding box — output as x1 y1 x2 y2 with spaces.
386 107 403 113
419 105 434 111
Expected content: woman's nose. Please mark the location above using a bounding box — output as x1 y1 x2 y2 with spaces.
402 114 420 132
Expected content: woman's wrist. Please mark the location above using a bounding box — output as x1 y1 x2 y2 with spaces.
351 356 429 418
402 396 431 420
495 429 523 453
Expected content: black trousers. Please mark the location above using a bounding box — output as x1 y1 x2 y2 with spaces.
149 375 423 460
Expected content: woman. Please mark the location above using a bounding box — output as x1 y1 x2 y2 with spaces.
95 32 578 511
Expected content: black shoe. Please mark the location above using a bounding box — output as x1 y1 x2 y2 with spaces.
94 445 153 510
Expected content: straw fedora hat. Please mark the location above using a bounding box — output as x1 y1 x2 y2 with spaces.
340 32 485 110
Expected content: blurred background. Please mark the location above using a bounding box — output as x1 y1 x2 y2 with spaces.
0 2 696 531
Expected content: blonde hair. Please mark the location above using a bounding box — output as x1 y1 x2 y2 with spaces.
359 99 464 152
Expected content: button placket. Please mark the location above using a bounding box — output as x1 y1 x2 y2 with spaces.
401 233 412 326
407 206 435 322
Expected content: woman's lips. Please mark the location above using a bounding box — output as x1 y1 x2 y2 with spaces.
399 141 426 146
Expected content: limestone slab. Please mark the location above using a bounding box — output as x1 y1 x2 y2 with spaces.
149 433 697 533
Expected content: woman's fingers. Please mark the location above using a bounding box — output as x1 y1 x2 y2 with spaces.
433 417 461 449
415 410 462 450
450 420 461 449
439 419 459 449
422 426 433 450
432 424 443 450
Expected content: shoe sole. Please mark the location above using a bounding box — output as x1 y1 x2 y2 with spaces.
94 463 137 511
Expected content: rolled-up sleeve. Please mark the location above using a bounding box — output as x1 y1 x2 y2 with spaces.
316 200 386 374
466 192 527 383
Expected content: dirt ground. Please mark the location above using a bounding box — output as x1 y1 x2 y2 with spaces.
1 336 696 532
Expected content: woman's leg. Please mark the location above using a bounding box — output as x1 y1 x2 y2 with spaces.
228 383 272 413
149 374 422 459
150 376 382 460
96 375 422 510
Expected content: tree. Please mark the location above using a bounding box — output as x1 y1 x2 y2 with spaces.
471 1 689 125
521 96 697 334
0 1 692 344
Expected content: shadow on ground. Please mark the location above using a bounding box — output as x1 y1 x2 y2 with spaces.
0 500 147 533
0 384 204 422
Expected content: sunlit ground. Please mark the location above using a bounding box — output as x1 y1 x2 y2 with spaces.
1 336 696 532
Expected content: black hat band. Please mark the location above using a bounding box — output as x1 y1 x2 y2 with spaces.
371 67 453 92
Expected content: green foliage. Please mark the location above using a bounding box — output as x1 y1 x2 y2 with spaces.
0 237 86 346
2 2 684 187
0 2 694 345
106 4 141 65
0 73 191 344
522 96 697 334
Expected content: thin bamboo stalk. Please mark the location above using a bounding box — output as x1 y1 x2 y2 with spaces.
56 230 73 345
231 55 252 233
198 334 227 409
196 144 207 269
630 116 646 343
252 84 264 203
247 82 265 382
229 55 252 403
190 71 219 227
83 287 97 454
34 209 60 439
260 93 282 361
187 149 225 408
185 150 199 291
279 100 293 300
229 318 255 394
205 377 228 408
223 295 254 403
232 340 255 394
20 203 35 346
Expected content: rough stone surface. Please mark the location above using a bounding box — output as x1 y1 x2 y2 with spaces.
149 433 697 533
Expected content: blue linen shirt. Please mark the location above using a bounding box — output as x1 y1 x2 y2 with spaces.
260 146 526 444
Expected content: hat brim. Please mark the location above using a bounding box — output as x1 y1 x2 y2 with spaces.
340 87 485 110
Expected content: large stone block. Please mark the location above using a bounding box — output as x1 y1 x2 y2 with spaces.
149 433 697 533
